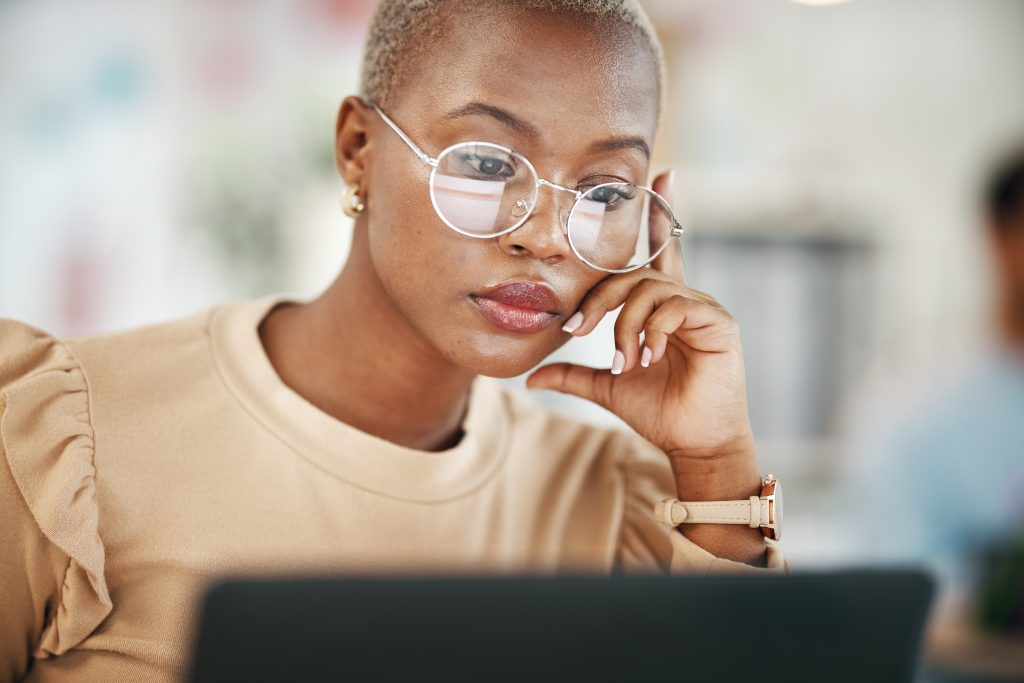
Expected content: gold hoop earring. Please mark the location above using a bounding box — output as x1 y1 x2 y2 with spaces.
342 184 365 218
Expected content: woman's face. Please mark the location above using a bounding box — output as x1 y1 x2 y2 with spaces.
343 8 660 378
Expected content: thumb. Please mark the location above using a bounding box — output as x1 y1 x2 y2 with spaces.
525 362 611 408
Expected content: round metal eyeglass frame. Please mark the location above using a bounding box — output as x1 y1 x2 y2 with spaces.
366 100 685 274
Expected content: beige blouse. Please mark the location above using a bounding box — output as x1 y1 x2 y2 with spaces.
0 292 786 682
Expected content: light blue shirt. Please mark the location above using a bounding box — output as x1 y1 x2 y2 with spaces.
858 347 1024 591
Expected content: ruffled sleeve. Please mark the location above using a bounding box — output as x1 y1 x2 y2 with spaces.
613 431 789 575
0 318 112 675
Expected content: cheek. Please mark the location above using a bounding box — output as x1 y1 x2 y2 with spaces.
369 204 463 313
366 161 446 277
558 269 610 315
365 182 486 348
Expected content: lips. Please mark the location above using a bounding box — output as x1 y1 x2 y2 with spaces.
468 280 563 334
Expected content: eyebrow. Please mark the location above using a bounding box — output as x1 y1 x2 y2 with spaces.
443 102 542 140
588 136 651 160
443 101 651 160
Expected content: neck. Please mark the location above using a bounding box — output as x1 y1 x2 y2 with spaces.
259 228 476 452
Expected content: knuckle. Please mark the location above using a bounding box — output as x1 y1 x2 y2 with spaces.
666 293 691 310
647 317 675 336
644 321 664 339
686 286 712 299
635 277 661 294
583 288 614 314
615 313 643 337
646 307 676 334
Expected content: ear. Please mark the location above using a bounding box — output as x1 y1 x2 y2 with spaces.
335 95 374 189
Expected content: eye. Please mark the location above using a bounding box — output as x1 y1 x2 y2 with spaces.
455 152 516 180
584 183 635 208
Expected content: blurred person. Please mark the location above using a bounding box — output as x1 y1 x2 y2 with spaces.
0 1 788 681
988 149 1024 357
851 147 1024 604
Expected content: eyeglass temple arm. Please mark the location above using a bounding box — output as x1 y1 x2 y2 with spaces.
365 101 438 167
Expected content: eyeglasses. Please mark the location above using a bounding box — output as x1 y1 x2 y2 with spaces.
367 101 684 273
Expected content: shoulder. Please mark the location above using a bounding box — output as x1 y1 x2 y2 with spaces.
0 318 93 433
60 303 216 388
1 317 80 392
1 305 218 402
0 302 237 656
0 316 113 656
0 302 224 530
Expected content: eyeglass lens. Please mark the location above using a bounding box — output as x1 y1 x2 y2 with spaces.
569 183 673 271
432 143 536 236
430 142 674 271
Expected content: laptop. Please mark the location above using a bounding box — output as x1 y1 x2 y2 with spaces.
187 569 934 683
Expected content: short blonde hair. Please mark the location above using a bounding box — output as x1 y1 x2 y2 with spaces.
359 0 665 111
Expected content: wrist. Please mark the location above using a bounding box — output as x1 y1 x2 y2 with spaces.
666 438 762 502
665 430 757 465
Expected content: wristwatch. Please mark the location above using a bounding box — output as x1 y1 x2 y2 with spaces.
653 474 782 541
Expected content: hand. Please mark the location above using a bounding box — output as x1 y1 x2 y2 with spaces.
526 170 756 464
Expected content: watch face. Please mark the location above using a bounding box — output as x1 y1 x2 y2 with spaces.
762 475 782 542
773 479 783 541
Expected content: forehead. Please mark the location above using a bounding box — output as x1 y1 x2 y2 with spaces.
392 6 660 154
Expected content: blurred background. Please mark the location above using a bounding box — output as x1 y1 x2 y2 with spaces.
2 0 1023 679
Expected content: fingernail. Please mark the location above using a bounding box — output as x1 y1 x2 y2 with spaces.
640 346 652 368
610 349 625 375
562 311 584 333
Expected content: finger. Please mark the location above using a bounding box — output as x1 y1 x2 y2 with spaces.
565 268 717 339
653 235 686 285
525 362 614 409
650 169 687 286
564 269 675 337
612 276 681 372
651 168 672 201
643 294 740 363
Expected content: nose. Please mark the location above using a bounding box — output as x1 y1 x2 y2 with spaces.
496 185 574 265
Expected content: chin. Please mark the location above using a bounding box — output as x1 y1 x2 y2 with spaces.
447 331 562 379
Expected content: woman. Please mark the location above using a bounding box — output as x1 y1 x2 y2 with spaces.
0 0 787 680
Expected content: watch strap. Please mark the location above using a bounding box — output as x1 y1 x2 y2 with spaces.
654 496 771 528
